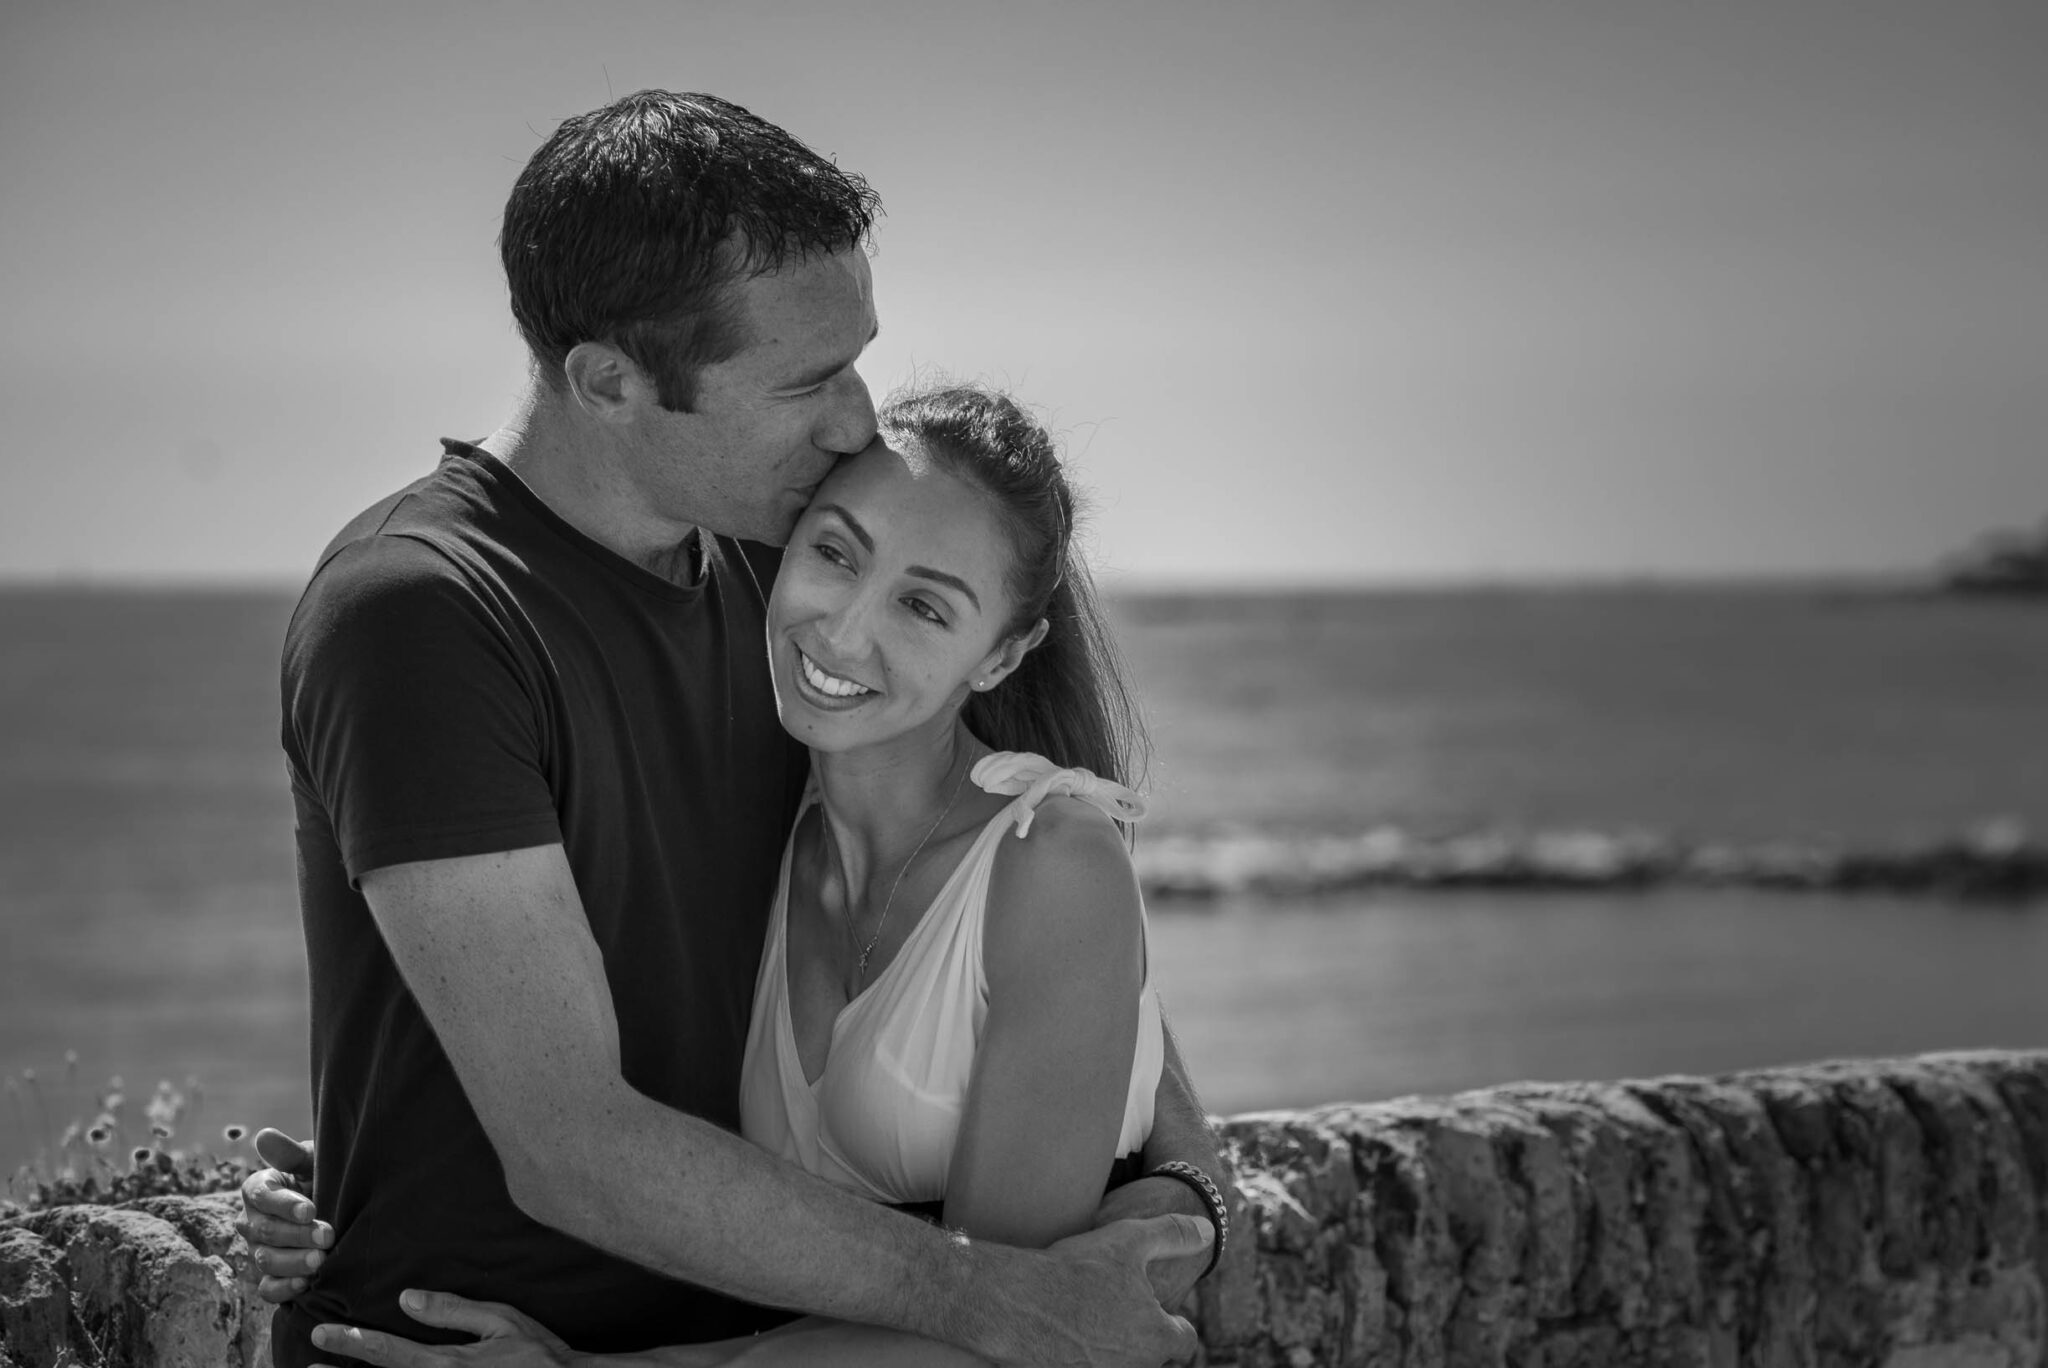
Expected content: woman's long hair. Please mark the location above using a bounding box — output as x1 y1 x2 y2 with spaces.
878 384 1149 795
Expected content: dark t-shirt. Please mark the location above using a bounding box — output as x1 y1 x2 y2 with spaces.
271 443 808 1367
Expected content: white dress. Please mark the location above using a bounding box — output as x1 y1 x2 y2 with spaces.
738 752 1164 1206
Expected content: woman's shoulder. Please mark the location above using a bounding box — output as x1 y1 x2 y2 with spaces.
995 791 1132 868
982 789 1144 978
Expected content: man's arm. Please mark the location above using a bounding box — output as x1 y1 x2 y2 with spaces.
1145 1020 1227 1179
354 842 1205 1368
1091 1019 1231 1308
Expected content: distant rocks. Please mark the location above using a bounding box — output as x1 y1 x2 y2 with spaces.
1939 517 2048 596
1134 817 2048 900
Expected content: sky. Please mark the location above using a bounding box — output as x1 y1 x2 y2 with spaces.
1 0 2043 586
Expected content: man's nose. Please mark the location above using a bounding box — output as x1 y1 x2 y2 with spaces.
817 371 878 456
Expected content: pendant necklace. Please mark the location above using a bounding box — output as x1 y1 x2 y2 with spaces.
849 757 972 983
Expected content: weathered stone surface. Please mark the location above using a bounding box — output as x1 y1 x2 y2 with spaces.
3 1051 2043 1368
0 1228 68 1368
1 1195 270 1368
1202 1051 2048 1367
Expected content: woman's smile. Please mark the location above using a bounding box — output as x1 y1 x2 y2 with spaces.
794 646 877 704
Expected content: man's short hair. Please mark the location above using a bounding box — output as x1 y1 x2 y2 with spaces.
501 90 882 412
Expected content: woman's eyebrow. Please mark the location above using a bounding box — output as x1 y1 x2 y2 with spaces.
907 566 980 612
817 504 871 551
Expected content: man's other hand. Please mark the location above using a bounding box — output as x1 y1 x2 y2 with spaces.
236 1128 334 1301
1092 1177 1218 1312
998 1212 1210 1368
309 1290 573 1368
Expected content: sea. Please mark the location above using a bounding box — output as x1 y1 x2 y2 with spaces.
4 584 2046 1172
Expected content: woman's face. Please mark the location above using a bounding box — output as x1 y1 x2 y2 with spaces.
766 437 1033 754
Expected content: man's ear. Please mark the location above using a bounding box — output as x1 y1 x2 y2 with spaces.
562 342 652 422
973 618 1050 692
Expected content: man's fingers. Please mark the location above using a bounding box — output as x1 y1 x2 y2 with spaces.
1161 1312 1202 1367
242 1168 320 1224
311 1324 437 1368
1136 1211 1215 1264
257 1274 310 1303
397 1288 530 1336
251 1242 326 1278
256 1127 318 1179
240 1209 335 1250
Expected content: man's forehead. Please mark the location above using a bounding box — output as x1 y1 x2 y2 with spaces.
724 250 875 369
735 249 872 321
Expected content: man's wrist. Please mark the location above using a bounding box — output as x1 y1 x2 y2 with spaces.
912 1227 1037 1363
1146 1162 1228 1280
1096 1171 1201 1228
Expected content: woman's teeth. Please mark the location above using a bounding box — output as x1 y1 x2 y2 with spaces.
800 650 873 698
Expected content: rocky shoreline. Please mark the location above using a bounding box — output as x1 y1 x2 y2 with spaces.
6 1050 2046 1368
1134 819 2048 901
1939 517 2048 596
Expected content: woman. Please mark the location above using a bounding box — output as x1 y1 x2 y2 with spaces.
297 384 1225 1367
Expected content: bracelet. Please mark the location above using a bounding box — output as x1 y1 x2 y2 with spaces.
1148 1161 1228 1281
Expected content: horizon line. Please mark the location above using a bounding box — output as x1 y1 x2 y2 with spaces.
0 567 1943 597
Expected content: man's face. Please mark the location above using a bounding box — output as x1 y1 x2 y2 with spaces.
628 249 879 545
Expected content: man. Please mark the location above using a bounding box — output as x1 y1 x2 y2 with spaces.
244 90 1223 1368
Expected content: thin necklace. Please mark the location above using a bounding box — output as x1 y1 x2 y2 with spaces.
849 757 972 983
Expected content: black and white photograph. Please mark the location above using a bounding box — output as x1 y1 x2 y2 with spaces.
3 3 2045 1365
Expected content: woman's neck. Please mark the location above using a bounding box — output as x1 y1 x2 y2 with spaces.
810 717 984 892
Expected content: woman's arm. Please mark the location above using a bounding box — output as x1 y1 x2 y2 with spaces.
942 798 1149 1248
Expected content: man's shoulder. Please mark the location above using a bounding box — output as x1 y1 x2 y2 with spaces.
308 450 495 584
285 456 513 664
295 515 474 631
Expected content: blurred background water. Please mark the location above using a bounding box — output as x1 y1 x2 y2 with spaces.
5 583 2043 1170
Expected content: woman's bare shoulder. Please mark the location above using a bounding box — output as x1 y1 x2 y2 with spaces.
983 796 1143 975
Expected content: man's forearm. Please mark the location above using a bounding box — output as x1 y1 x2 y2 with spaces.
1142 1019 1225 1180
504 1082 1004 1350
1091 1018 1229 1308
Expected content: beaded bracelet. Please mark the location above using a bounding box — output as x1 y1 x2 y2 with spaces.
1148 1160 1229 1281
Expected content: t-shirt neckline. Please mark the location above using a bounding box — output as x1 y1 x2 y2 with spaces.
439 438 711 602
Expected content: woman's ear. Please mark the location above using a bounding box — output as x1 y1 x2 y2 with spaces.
972 618 1050 692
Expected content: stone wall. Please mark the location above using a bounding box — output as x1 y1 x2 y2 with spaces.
0 1192 269 1368
4 1050 2044 1368
1196 1050 2048 1367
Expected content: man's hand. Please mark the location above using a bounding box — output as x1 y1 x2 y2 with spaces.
1092 1179 1216 1312
981 1213 1212 1368
237 1128 334 1301
309 1290 574 1368
1091 1016 1231 1312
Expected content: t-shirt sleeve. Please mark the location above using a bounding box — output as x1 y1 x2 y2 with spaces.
282 534 563 884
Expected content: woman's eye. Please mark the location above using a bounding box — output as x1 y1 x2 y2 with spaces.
905 598 946 626
813 541 853 570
